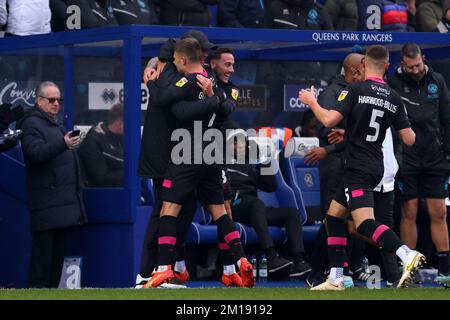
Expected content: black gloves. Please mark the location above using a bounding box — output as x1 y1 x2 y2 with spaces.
0 103 25 132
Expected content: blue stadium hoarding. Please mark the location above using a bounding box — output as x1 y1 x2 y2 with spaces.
284 84 325 112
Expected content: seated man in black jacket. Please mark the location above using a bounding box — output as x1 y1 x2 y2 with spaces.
78 103 124 187
226 129 311 279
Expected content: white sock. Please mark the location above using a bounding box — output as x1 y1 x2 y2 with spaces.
223 264 236 276
174 260 186 273
156 265 169 272
329 267 344 284
396 245 412 264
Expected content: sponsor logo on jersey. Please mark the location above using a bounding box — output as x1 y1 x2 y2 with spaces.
231 88 239 100
338 90 348 101
176 77 188 87
371 85 390 96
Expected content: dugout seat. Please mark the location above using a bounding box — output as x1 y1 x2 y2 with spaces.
187 158 320 245
283 137 321 224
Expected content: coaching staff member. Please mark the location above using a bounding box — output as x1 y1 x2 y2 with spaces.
388 43 450 286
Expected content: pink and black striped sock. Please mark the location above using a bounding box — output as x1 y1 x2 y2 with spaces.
357 219 403 253
325 215 347 268
216 215 245 260
217 227 235 266
157 215 177 266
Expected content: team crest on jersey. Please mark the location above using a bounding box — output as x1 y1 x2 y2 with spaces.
231 88 239 100
176 77 188 87
427 83 439 99
428 83 438 94
338 90 348 101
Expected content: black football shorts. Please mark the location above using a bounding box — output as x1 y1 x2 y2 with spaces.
397 173 448 200
334 170 382 212
162 163 224 205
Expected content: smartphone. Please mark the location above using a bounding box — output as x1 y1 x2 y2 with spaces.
69 130 80 138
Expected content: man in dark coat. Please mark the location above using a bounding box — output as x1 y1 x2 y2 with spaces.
158 0 218 27
218 0 267 28
78 103 124 187
17 81 87 288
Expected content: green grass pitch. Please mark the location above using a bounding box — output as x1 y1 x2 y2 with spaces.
0 287 449 300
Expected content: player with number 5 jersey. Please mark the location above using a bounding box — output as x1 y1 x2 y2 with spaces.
299 45 426 290
333 67 409 179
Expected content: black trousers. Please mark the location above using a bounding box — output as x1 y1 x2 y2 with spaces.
232 195 305 254
28 228 69 288
139 178 197 277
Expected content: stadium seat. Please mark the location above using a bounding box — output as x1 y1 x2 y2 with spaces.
282 137 321 222
289 158 321 207
258 157 305 222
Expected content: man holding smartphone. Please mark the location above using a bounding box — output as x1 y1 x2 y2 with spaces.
17 81 87 288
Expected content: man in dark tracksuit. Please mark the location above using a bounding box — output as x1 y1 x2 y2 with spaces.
226 130 311 278
159 0 218 26
137 32 219 288
265 0 332 29
388 43 450 286
264 0 334 94
218 0 267 28
65 0 118 29
109 0 158 25
78 103 124 187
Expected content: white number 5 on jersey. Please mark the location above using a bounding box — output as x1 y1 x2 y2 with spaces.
366 109 384 142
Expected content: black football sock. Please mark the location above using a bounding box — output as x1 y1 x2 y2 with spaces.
437 251 450 276
216 214 245 260
357 219 403 253
325 215 347 268
157 215 177 267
